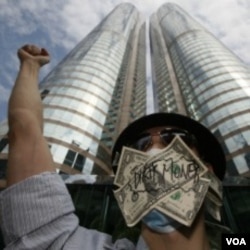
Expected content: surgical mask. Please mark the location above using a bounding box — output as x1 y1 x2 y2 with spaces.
142 147 182 233
142 209 182 233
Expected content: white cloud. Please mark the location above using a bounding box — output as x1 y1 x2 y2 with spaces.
0 85 10 102
180 0 250 64
1 0 249 62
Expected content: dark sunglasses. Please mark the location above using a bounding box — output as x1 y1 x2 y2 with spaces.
127 128 198 151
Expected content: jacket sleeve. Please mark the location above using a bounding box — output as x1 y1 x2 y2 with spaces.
0 172 135 250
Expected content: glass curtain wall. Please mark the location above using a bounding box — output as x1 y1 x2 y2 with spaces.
150 14 178 113
150 2 250 234
151 3 250 177
0 3 147 184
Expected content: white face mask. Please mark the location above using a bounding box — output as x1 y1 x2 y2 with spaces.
142 148 182 233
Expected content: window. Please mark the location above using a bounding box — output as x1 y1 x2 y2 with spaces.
0 159 7 179
0 138 8 152
74 154 85 171
63 149 86 172
63 150 76 166
40 89 50 100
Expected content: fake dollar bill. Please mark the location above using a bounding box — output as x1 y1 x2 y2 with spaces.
114 147 148 187
204 171 222 201
114 136 209 227
203 170 223 221
205 196 222 221
156 177 210 226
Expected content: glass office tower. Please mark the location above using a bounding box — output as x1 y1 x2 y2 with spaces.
150 3 250 177
150 3 250 234
0 4 146 244
0 3 147 184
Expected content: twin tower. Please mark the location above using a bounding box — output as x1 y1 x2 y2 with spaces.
1 3 250 182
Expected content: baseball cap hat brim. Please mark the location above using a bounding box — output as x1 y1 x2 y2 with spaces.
112 112 226 180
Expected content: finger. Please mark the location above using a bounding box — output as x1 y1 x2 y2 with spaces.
21 44 40 55
18 45 29 55
22 44 33 52
30 45 41 55
41 48 49 56
22 44 30 50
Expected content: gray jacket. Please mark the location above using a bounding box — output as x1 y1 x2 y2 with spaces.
0 172 223 249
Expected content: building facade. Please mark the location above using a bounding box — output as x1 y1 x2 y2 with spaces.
150 3 250 234
150 3 250 177
0 3 147 184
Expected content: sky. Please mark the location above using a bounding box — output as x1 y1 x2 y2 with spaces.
0 0 250 122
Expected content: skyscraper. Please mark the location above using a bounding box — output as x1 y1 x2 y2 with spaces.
150 3 250 177
149 3 250 234
0 3 147 182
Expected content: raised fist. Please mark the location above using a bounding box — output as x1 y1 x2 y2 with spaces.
17 44 50 67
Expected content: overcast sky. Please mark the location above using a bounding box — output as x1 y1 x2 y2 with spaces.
0 0 250 122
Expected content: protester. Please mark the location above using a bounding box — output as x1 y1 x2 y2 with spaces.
112 112 227 250
0 45 227 249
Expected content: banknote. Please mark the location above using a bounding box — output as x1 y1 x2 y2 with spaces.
205 196 221 221
156 177 210 226
141 136 208 188
114 136 209 227
114 171 181 226
204 171 222 201
206 191 223 207
204 175 223 222
114 146 149 187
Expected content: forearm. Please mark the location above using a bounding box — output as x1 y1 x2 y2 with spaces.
6 45 55 187
8 61 43 131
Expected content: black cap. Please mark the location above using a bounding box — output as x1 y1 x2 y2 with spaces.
112 112 226 180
